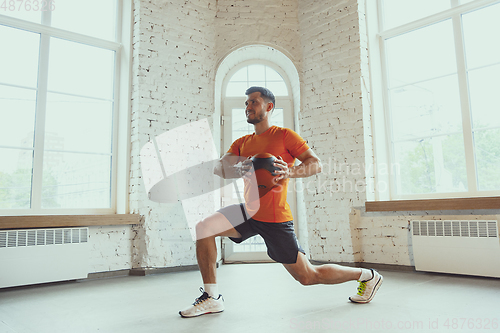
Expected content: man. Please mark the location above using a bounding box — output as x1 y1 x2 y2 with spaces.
179 86 382 318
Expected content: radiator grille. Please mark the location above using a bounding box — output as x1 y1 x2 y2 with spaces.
0 228 88 248
412 220 498 238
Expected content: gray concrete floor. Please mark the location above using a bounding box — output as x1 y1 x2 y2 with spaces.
1 263 499 333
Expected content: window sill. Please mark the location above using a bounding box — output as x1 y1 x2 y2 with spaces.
365 196 500 212
0 214 143 230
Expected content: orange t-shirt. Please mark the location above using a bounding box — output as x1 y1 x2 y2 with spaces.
227 126 309 222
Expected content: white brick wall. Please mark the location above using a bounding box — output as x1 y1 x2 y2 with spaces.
89 226 134 273
215 0 301 64
129 0 217 269
298 0 366 263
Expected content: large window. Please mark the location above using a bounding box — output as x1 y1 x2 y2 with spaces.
0 1 127 214
372 0 500 199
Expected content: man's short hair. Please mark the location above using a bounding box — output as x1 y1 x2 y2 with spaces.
245 86 275 109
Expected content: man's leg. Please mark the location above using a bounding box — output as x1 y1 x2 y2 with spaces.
283 251 361 285
179 212 242 318
283 252 383 303
196 212 242 285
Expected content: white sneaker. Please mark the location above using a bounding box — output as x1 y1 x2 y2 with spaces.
179 288 224 318
349 269 383 303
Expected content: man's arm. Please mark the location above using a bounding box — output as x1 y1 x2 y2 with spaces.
213 152 252 179
274 148 322 181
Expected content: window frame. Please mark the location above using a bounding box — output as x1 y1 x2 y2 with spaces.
367 0 500 202
0 0 133 216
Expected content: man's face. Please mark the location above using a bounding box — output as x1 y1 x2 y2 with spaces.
245 92 273 124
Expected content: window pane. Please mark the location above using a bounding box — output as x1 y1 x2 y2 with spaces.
0 148 33 209
270 108 284 127
468 64 500 129
0 25 40 88
266 66 283 81
248 81 266 88
226 82 247 97
266 81 288 96
474 128 500 191
394 134 467 195
45 93 113 154
232 108 252 142
248 64 265 82
382 0 450 30
229 67 247 82
42 152 111 208
385 20 456 87
0 4 42 24
51 0 116 40
462 3 500 69
390 75 462 141
48 38 115 100
0 86 37 148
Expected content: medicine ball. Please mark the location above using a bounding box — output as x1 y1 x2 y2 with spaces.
251 153 280 197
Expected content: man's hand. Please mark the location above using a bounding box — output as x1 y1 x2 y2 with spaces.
214 153 254 179
237 157 254 179
275 149 322 180
273 156 290 182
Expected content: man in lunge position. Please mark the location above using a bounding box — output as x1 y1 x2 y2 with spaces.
179 86 383 318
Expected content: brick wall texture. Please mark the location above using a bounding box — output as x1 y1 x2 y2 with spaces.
128 0 218 269
297 0 366 263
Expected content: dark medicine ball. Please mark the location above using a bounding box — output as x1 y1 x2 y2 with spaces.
251 153 280 197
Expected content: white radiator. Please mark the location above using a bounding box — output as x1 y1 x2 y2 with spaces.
411 220 500 278
0 228 90 288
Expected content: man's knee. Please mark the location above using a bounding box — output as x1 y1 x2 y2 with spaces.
195 219 214 240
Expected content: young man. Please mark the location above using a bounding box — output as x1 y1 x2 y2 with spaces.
179 86 382 318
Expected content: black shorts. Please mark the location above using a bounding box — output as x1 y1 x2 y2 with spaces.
217 203 305 264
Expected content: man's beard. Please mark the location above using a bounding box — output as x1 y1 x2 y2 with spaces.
246 114 265 124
